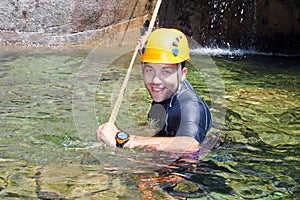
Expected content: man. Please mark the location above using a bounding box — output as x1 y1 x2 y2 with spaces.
96 28 212 153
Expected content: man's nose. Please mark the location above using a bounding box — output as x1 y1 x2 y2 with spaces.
152 72 163 84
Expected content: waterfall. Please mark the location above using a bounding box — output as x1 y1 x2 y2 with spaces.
159 0 300 55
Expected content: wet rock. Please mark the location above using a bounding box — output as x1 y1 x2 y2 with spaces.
1 0 299 54
0 0 153 46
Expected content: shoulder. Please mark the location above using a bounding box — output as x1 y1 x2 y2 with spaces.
176 80 200 103
175 80 211 116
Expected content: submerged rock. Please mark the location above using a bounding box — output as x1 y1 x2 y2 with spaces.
0 159 142 199
0 159 38 198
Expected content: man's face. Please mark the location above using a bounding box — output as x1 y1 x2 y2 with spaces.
143 63 186 102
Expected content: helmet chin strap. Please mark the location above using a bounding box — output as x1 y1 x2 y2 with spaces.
176 63 183 94
141 62 145 76
167 63 182 110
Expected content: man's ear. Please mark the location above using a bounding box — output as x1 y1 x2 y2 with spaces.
181 67 188 82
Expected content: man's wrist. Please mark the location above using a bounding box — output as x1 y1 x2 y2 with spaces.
123 135 135 148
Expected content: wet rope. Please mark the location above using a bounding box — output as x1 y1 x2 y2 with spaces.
108 0 162 123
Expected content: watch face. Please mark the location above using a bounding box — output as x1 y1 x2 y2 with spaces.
117 132 128 140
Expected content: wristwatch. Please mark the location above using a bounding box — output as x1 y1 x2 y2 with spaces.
115 131 130 148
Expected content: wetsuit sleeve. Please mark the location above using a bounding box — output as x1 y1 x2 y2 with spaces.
175 90 212 143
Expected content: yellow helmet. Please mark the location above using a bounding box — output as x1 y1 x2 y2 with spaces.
141 28 190 64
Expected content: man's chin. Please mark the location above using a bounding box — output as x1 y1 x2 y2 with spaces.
151 94 169 103
151 95 164 103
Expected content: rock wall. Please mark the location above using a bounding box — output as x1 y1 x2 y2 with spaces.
0 0 299 54
0 0 155 46
158 0 300 54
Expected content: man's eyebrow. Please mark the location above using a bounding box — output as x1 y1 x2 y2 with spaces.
162 66 176 70
143 65 176 70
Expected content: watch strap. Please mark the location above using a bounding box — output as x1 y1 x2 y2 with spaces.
115 131 130 148
116 141 128 148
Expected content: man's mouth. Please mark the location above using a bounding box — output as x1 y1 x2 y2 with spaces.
151 87 164 94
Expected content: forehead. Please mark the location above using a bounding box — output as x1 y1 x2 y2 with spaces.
144 63 177 68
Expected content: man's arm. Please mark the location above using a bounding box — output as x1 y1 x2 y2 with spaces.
125 135 200 153
96 122 200 153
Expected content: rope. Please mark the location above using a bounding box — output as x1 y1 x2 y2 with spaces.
108 0 162 123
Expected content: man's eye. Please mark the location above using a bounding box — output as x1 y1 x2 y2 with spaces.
162 70 172 75
145 68 153 73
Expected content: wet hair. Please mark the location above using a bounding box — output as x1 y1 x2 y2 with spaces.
181 61 186 69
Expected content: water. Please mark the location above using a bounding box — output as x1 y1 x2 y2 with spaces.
0 46 299 199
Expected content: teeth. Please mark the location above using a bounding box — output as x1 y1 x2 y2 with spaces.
153 88 163 92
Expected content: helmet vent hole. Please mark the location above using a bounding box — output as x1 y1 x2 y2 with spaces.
142 46 146 54
172 48 179 56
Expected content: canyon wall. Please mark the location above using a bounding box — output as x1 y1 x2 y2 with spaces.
0 0 299 54
0 0 154 46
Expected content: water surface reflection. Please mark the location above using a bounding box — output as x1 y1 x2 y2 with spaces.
0 47 299 199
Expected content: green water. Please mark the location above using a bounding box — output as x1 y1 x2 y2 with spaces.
0 46 299 199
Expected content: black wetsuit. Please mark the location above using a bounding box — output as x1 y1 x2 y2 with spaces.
148 80 212 143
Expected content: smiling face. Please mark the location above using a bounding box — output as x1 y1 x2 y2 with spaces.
143 63 187 102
